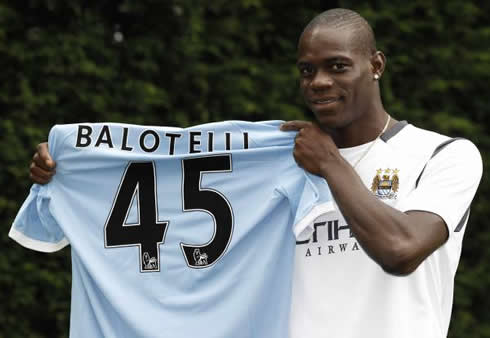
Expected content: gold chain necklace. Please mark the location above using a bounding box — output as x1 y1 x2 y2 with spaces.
352 115 391 169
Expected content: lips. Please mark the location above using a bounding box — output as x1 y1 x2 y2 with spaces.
310 97 340 105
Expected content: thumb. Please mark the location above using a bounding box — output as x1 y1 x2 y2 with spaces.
280 120 313 131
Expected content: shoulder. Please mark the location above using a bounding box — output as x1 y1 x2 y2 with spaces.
227 120 295 148
429 136 482 182
387 122 481 161
408 124 481 164
388 123 449 151
399 123 482 183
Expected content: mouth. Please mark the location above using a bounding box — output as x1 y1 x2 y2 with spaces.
310 97 340 105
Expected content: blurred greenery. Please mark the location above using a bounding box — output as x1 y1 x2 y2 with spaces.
0 0 488 337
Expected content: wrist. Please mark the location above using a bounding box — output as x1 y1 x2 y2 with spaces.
319 151 347 179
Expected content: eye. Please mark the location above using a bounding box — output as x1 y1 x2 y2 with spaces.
331 63 347 71
298 64 314 77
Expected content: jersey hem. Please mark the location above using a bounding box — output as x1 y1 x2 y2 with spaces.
400 204 455 236
8 228 69 252
294 201 335 240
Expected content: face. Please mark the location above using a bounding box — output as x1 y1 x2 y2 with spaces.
297 26 379 130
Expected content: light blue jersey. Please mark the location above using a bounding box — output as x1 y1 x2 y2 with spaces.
10 121 333 338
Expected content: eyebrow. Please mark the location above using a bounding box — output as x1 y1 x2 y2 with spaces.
325 56 353 63
296 61 310 67
296 56 353 66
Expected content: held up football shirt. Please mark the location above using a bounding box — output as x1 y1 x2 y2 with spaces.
10 120 334 338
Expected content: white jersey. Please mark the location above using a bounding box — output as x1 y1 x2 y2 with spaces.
290 121 482 338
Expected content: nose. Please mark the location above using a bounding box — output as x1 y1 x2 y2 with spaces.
310 70 333 90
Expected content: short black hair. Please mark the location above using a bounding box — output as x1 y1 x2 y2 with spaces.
301 8 377 56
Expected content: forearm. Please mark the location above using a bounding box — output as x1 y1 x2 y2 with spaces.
282 121 448 274
320 156 439 274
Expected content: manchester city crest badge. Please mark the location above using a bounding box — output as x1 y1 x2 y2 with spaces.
371 168 399 199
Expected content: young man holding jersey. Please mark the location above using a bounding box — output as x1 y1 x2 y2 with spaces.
27 8 482 338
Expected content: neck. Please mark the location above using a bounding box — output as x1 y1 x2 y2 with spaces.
329 109 393 148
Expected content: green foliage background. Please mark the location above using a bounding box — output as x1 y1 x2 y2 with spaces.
0 0 488 337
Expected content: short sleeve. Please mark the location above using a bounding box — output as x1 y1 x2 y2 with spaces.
280 169 335 241
397 139 483 234
9 125 69 252
9 184 69 252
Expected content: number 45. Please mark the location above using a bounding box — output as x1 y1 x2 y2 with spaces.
104 155 234 273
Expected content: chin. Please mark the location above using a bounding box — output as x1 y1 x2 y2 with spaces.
312 111 342 129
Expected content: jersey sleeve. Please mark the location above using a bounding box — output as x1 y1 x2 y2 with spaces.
9 184 68 252
280 169 335 241
397 139 483 234
8 125 69 252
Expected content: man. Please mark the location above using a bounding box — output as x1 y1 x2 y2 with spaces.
28 8 482 338
280 8 482 338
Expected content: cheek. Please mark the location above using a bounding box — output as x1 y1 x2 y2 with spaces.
299 78 308 91
345 74 371 103
299 80 310 99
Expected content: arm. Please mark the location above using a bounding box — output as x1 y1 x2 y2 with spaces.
281 121 448 275
29 142 56 184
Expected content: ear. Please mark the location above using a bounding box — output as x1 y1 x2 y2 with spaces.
370 51 386 79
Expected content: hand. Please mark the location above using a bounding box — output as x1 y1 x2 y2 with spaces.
29 142 56 184
280 121 341 177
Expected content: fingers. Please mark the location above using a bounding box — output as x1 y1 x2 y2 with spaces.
30 142 56 184
29 162 54 184
280 120 313 131
34 142 56 170
29 161 54 184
